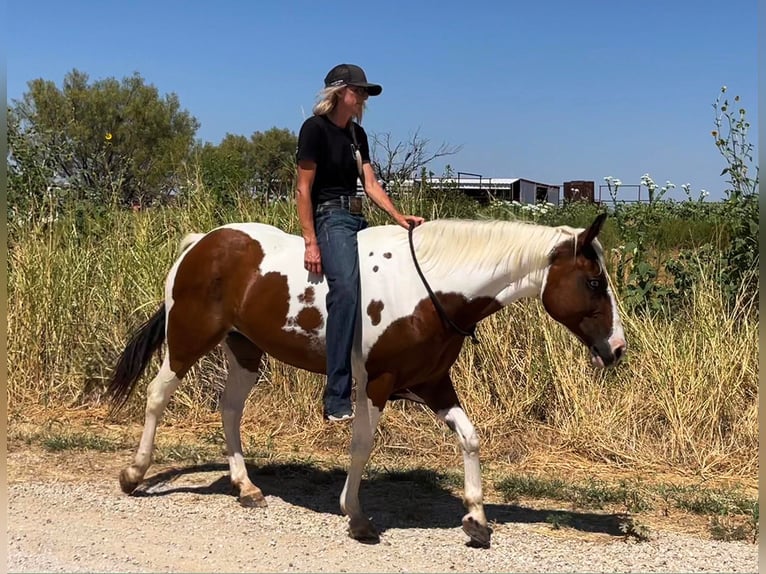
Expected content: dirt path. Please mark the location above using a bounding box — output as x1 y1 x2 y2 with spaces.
7 448 758 573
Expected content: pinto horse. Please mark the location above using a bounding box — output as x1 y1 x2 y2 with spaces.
108 213 626 548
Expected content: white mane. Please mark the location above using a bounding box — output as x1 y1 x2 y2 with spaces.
413 219 581 278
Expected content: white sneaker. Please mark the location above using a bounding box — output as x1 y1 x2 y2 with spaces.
325 412 354 422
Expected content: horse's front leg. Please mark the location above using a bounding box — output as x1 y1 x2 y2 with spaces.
416 375 491 548
340 373 384 542
437 403 491 548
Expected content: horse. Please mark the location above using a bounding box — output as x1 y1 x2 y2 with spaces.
107 213 626 548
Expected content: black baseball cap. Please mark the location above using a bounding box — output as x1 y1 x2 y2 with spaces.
324 64 382 96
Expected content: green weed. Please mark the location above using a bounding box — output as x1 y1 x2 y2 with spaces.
40 431 121 452
545 512 573 530
619 517 652 541
153 442 219 464
496 474 756 519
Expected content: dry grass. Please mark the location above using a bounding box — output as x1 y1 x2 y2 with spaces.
7 188 758 488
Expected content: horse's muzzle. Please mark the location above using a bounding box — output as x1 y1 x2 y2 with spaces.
590 338 627 368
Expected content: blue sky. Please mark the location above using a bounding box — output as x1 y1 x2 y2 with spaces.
7 0 758 201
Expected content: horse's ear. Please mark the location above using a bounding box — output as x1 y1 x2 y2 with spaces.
577 213 607 249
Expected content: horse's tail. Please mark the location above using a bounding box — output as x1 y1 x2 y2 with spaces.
107 304 167 410
178 233 204 254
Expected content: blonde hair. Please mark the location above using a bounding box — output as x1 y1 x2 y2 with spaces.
312 85 366 124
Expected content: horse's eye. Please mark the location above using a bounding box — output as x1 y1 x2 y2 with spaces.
588 278 601 290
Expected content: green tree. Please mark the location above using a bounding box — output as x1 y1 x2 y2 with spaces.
196 134 259 207
8 69 199 211
195 128 297 206
8 105 60 223
250 127 297 200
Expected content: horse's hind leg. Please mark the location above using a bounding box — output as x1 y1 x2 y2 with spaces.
119 355 181 493
120 303 228 494
221 332 267 508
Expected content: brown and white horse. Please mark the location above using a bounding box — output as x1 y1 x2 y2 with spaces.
108 213 625 548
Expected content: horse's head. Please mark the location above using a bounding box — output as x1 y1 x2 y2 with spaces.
541 213 626 368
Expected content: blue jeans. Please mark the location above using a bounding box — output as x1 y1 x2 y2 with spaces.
315 207 368 415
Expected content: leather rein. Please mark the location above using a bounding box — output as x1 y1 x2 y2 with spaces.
351 122 478 344
407 223 479 344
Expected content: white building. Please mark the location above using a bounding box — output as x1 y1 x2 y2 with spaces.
394 176 561 205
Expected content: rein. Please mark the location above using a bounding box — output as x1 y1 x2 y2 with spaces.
407 223 479 344
351 120 478 344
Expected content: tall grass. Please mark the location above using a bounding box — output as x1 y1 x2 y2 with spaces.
7 185 758 479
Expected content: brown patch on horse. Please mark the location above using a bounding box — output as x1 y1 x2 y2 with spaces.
167 228 265 376
383 252 392 259
364 294 501 409
225 331 264 372
298 287 315 305
237 271 326 373
366 373 395 410
542 237 612 347
167 228 325 376
407 375 461 413
372 265 379 272
296 307 323 333
367 300 384 326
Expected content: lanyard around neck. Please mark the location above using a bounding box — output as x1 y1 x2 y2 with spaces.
348 123 365 187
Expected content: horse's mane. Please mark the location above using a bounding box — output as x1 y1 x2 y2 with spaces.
414 219 581 277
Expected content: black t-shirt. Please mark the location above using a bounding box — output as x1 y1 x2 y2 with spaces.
296 114 371 205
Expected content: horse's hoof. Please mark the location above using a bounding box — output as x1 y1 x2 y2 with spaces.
462 515 492 549
119 468 140 494
348 517 380 544
239 493 268 508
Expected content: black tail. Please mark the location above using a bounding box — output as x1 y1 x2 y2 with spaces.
107 304 167 410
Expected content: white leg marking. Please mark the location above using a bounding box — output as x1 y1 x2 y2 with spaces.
123 357 181 488
340 377 382 539
437 406 487 526
221 343 260 499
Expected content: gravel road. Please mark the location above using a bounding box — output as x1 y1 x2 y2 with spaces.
7 451 758 573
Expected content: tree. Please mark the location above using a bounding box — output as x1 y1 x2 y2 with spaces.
251 127 297 200
195 134 259 207
369 128 462 188
8 69 199 210
195 128 297 205
8 105 60 223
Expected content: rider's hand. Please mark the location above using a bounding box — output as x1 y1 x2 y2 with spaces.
397 214 425 229
304 242 322 275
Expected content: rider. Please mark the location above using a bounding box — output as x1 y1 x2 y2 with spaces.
295 63 424 421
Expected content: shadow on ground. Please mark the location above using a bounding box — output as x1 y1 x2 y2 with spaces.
133 461 629 539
